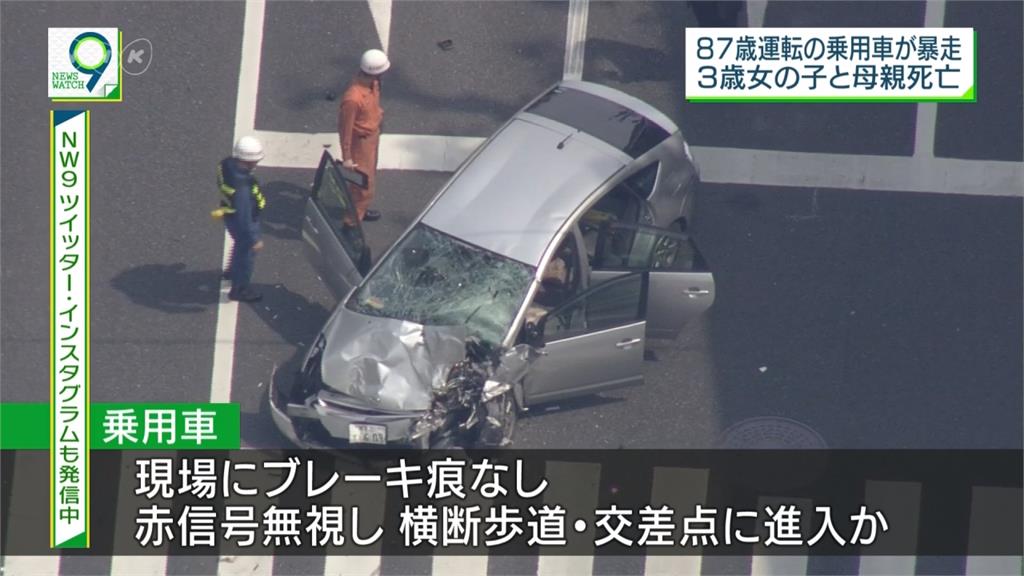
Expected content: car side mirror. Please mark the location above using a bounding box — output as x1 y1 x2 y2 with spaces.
523 320 546 349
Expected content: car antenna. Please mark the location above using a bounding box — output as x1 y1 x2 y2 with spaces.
556 130 578 150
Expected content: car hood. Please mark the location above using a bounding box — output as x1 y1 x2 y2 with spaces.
318 306 468 412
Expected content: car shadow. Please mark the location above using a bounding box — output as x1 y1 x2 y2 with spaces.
246 281 332 349
110 263 220 314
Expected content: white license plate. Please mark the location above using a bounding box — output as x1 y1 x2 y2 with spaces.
349 423 386 445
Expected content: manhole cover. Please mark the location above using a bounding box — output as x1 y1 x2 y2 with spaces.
716 417 829 493
718 416 828 449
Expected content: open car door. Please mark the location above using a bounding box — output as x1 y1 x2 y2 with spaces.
522 272 648 405
302 150 372 300
589 222 715 339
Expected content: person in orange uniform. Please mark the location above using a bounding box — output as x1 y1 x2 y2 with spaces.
338 49 390 222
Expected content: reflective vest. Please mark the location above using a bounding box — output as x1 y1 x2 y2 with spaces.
212 159 266 219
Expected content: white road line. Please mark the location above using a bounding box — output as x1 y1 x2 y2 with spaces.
214 1 267 573
746 0 769 27
643 467 709 576
536 461 601 576
431 475 492 576
914 0 946 159
857 481 921 575
234 0 265 139
2 454 61 575
211 0 266 406
322 479 386 576
966 486 1023 575
563 0 589 80
110 454 169 575
368 0 392 53
750 496 812 576
252 130 480 172
253 129 1023 197
692 146 1024 197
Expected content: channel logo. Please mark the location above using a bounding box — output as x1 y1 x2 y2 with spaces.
48 28 122 102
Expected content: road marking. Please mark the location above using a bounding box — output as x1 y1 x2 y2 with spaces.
110 453 170 575
857 481 921 575
643 467 709 575
914 0 946 159
254 129 1023 197
2 453 61 575
252 130 480 172
213 1 267 573
563 0 589 80
322 477 386 576
966 486 1023 575
746 0 769 27
750 496 812 576
368 0 392 53
536 461 600 576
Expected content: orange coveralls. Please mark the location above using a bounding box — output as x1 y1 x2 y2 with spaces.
338 78 383 221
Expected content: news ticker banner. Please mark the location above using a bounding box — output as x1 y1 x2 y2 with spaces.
1 450 1019 557
685 28 976 102
51 109 90 549
1 403 241 450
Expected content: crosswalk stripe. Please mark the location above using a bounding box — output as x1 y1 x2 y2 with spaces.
857 481 921 575
749 496 812 576
536 461 601 576
966 486 1023 576
322 473 385 576
2 451 61 576
643 466 709 576
217 452 274 576
110 452 169 575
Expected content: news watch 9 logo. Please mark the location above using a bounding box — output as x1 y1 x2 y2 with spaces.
48 28 122 102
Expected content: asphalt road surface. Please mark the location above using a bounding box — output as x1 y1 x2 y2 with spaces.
1 1 1021 575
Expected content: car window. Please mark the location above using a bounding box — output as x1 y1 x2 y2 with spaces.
525 86 670 158
347 224 535 345
593 223 708 272
543 273 646 341
313 165 366 264
625 162 659 199
580 185 645 265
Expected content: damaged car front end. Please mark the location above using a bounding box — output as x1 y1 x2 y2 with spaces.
270 313 538 449
271 223 540 449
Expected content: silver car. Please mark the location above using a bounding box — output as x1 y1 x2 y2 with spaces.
270 80 716 448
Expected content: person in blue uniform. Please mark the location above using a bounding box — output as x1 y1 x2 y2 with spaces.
215 136 267 302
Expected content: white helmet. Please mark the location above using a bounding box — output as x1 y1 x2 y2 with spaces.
233 136 264 162
360 49 390 75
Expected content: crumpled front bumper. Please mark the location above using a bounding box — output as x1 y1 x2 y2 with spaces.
269 376 426 449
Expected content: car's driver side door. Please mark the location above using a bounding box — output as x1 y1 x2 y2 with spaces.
301 150 372 300
522 272 648 405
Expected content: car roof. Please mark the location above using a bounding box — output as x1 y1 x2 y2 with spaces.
420 116 628 267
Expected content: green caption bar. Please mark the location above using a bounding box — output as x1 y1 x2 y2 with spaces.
2 403 241 450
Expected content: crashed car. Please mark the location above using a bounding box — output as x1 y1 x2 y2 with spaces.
270 80 716 448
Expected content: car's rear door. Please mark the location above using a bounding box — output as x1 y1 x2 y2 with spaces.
589 223 715 339
523 272 648 405
302 150 371 300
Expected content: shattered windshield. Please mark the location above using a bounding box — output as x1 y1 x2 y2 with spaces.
347 224 535 344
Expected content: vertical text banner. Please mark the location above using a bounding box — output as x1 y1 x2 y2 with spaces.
685 28 976 102
51 109 90 548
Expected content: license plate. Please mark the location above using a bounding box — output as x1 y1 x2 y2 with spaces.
349 423 386 445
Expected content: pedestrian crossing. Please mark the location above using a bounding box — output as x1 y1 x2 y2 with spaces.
3 456 1021 576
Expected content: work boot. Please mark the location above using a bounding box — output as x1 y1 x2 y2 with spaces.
363 209 382 222
229 287 262 302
